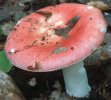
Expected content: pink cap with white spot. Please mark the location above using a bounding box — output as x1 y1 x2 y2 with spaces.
5 3 107 72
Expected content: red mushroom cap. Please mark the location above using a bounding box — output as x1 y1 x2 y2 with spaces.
5 3 107 72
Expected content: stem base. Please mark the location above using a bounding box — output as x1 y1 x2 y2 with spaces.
62 61 91 98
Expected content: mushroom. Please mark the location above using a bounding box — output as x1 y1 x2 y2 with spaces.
5 3 107 98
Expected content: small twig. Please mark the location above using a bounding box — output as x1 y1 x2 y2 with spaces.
46 80 50 92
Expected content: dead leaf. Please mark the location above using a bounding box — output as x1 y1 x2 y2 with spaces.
87 1 110 11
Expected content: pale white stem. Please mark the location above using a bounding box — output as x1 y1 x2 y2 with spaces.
62 61 91 98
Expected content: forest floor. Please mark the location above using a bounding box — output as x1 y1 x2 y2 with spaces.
0 0 111 100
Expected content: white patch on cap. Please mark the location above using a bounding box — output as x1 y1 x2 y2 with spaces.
39 18 45 24
47 19 52 23
47 30 54 35
55 21 64 27
16 18 23 26
47 30 56 38
10 48 15 54
100 27 107 33
87 6 93 10
38 27 48 34
50 34 57 39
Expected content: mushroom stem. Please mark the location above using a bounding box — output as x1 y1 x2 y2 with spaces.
62 61 91 98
